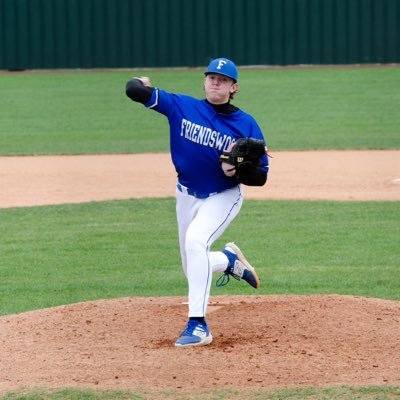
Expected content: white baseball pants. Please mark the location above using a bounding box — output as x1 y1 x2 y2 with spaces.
176 184 243 317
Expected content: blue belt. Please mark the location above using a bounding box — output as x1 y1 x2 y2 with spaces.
177 183 217 199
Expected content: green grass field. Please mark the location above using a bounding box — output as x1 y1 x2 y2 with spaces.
2 385 400 400
0 67 399 399
0 66 399 155
1 199 399 316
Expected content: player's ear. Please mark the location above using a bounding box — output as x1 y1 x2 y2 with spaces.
231 83 238 93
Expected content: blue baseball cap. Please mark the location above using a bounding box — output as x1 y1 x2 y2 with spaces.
204 58 238 82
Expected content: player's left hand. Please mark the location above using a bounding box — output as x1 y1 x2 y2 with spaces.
221 143 236 176
221 162 236 177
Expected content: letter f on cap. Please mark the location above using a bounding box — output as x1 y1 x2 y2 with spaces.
217 59 227 70
205 58 238 82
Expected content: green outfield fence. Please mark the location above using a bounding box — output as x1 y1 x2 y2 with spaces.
0 0 399 70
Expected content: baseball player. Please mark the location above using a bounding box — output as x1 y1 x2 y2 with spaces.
126 58 269 347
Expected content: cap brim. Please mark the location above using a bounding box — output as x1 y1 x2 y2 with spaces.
204 72 237 82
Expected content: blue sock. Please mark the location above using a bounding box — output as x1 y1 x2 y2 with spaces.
190 317 205 324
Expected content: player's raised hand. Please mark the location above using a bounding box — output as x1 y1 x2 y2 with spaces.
134 76 152 87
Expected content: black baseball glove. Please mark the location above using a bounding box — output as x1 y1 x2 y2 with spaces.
220 138 267 186
220 138 265 168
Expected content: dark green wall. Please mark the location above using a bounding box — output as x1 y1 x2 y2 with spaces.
1 0 399 70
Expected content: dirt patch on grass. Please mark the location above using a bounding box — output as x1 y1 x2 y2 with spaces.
0 150 399 208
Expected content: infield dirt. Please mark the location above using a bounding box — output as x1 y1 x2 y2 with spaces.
0 150 399 208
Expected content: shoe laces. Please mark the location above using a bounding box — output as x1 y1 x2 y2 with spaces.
216 270 240 287
181 320 202 335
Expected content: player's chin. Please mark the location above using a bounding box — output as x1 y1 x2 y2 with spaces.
206 92 228 104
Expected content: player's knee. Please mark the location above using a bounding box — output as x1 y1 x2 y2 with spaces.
184 232 207 254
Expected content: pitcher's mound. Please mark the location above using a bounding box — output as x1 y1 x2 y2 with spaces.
1 295 399 394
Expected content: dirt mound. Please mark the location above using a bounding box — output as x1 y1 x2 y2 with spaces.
1 295 399 394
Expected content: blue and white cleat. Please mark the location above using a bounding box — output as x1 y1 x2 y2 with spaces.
218 242 260 288
175 320 213 348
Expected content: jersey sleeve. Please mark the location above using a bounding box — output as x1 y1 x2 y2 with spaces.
144 88 177 118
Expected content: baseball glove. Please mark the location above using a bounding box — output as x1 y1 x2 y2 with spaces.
220 138 266 169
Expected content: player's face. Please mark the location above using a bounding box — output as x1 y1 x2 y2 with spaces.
204 74 238 104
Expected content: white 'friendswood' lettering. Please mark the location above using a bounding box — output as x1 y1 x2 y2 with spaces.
180 118 233 151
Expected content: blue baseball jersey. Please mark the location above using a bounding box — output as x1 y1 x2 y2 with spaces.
145 88 269 193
